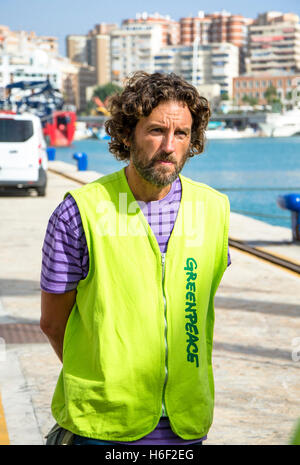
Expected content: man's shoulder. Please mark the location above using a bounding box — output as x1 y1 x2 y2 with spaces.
180 174 229 202
67 169 124 198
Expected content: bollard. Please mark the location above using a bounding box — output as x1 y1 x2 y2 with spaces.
47 147 56 161
277 193 300 241
73 152 88 171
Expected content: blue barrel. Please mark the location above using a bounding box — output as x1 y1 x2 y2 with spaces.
277 193 300 241
73 152 88 171
46 147 56 161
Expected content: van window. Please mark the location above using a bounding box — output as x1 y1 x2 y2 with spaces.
0 119 34 142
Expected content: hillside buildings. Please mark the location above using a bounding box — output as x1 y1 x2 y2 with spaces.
66 23 117 87
110 23 163 85
0 25 80 108
154 42 239 97
2 9 300 113
109 12 240 95
122 12 180 46
247 12 300 74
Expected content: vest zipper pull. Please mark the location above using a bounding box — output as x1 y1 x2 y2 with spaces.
161 253 168 416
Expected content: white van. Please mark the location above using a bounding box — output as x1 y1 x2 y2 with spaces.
0 112 48 196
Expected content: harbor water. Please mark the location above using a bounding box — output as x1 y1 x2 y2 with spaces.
54 136 300 229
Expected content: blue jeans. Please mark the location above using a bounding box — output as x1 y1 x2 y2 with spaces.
73 435 118 445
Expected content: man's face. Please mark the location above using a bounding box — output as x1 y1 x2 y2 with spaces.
128 100 193 187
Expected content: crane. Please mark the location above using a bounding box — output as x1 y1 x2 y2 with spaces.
0 79 76 147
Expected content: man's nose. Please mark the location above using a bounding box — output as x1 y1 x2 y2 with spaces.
161 132 175 154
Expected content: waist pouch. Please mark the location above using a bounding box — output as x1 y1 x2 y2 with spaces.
45 423 74 445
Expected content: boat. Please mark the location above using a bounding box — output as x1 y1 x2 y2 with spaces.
93 126 110 141
259 109 300 137
206 121 259 139
43 110 76 147
74 121 94 141
1 80 77 147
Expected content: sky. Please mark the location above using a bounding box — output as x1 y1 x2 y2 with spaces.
1 0 300 55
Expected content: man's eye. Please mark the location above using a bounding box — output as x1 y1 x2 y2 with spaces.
151 128 163 133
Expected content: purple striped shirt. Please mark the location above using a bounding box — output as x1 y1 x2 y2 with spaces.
41 176 229 445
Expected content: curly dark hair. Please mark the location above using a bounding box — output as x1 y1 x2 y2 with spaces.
105 71 211 161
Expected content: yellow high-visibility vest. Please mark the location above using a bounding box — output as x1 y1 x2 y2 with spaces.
51 168 230 441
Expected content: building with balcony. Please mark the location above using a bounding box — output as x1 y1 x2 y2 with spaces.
206 10 253 48
179 12 211 46
110 24 163 86
66 34 89 64
179 11 252 73
0 25 82 109
0 52 80 109
0 25 58 56
154 42 239 97
66 23 117 87
122 12 180 46
247 12 300 74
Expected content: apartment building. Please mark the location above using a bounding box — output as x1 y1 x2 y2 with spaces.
233 73 300 105
207 11 253 48
66 23 117 86
122 12 180 46
154 42 239 97
180 14 211 46
0 25 82 109
0 25 58 56
110 24 163 86
180 11 248 46
179 11 252 73
0 25 69 92
210 42 239 96
76 63 97 110
66 34 88 63
0 53 79 108
248 12 300 74
0 53 59 88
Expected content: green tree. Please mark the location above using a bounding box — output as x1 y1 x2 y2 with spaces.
286 90 292 101
264 85 282 112
93 83 122 102
264 85 279 105
220 92 229 101
87 82 123 115
242 95 258 107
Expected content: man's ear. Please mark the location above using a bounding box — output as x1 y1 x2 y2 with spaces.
123 137 131 148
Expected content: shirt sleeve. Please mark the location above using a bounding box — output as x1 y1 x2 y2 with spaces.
228 247 231 267
40 194 89 294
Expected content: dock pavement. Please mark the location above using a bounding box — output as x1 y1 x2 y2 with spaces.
0 161 299 445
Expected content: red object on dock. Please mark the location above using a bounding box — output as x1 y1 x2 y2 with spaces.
43 110 76 147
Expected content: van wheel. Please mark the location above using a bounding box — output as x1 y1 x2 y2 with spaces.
37 186 46 196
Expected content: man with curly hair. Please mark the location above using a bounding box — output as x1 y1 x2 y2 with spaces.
41 72 230 446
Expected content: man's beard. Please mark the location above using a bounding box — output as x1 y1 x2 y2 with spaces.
130 140 190 187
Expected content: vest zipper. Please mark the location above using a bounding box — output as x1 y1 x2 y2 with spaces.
161 252 168 416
